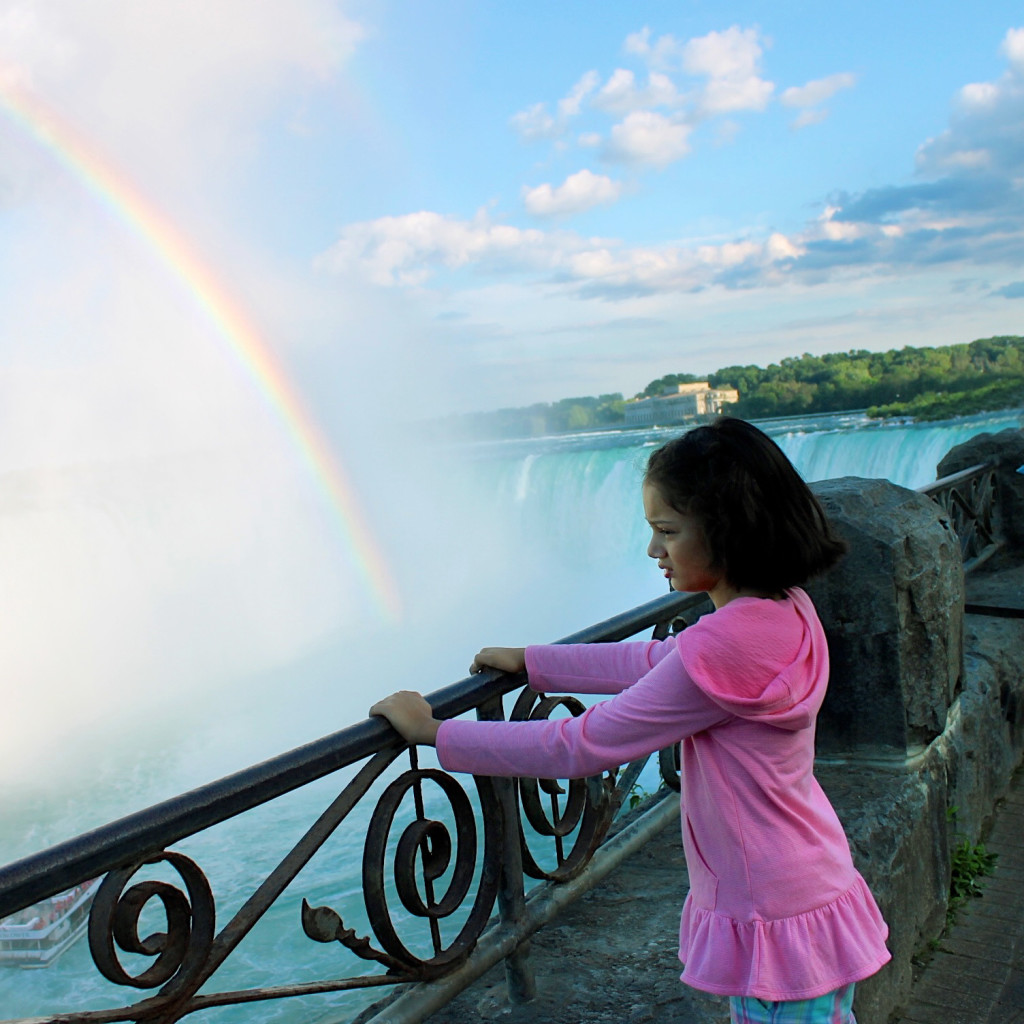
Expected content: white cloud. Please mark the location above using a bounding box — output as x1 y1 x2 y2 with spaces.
766 232 802 261
700 73 774 115
0 4 75 89
682 26 760 80
816 206 867 242
781 72 856 108
916 27 1024 180
509 101 559 140
316 206 808 298
559 70 600 118
682 26 774 114
779 71 856 131
323 25 1024 304
594 68 682 113
623 26 688 70
624 25 774 116
792 109 829 129
316 210 559 285
960 81 999 107
0 0 364 191
933 148 992 170
1002 26 1024 69
511 70 598 140
523 169 624 217
511 24 812 168
624 26 652 58
605 110 691 166
599 68 638 108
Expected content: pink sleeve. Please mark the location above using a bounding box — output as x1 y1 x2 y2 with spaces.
436 647 731 779
524 638 677 695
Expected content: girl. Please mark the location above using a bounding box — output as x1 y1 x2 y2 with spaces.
370 417 890 1024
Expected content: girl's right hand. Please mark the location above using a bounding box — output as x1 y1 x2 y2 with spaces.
470 647 527 675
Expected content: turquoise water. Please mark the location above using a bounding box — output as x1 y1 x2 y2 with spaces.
1 408 1022 1022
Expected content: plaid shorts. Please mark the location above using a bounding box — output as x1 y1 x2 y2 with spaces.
729 983 856 1024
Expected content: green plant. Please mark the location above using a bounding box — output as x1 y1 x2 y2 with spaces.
627 781 650 810
950 838 998 901
944 806 998 927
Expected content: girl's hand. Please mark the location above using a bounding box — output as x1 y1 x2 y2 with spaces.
369 691 440 746
470 647 527 675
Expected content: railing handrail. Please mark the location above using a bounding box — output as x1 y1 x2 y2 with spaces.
916 461 990 496
0 589 697 921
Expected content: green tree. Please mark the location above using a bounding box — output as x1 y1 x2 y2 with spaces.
433 335 1024 440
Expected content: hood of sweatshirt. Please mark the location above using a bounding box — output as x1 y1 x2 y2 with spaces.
673 587 828 731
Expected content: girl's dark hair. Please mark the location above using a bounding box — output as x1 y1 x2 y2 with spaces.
644 417 846 592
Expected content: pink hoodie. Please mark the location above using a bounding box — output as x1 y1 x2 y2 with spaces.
436 588 891 1000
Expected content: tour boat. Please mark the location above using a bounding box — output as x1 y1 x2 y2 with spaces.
0 880 101 968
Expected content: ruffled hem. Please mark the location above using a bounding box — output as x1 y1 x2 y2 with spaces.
678 875 891 1001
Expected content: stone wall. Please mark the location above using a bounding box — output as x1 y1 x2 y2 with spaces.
803 429 1024 1023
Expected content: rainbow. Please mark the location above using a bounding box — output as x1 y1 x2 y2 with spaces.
0 70 402 620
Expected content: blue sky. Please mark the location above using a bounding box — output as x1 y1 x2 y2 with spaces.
2 1 1024 430
254 2 1024 411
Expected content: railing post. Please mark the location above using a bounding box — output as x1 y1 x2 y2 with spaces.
936 428 1024 555
477 693 537 1004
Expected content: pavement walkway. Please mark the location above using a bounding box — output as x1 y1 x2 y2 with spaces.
436 810 730 1024
435 766 1024 1024
891 763 1024 1024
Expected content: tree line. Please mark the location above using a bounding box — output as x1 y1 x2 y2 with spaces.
708 335 1024 420
426 335 1024 440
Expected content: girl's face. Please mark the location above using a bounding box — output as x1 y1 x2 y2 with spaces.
643 482 730 607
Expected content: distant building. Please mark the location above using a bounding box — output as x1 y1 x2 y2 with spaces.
624 382 739 427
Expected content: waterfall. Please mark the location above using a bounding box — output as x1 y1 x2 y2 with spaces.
467 409 1023 580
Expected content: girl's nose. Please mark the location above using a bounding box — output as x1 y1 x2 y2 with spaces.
647 534 664 559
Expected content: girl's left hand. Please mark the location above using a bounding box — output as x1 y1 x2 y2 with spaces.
369 691 441 746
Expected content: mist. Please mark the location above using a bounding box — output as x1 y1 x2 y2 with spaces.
0 1 610 860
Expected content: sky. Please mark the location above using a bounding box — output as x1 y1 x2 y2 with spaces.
2 0 1024 430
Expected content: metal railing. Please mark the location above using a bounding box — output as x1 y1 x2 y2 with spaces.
917 461 1000 572
0 590 704 1024
0 458 1004 1024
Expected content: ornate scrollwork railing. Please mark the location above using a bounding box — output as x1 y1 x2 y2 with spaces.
918 461 999 572
0 590 701 1024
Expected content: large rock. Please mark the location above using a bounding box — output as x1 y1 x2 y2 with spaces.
819 758 950 1024
807 478 964 756
947 609 1024 840
936 428 1024 552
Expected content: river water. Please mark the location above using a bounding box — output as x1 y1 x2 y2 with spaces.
1 408 1022 1022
